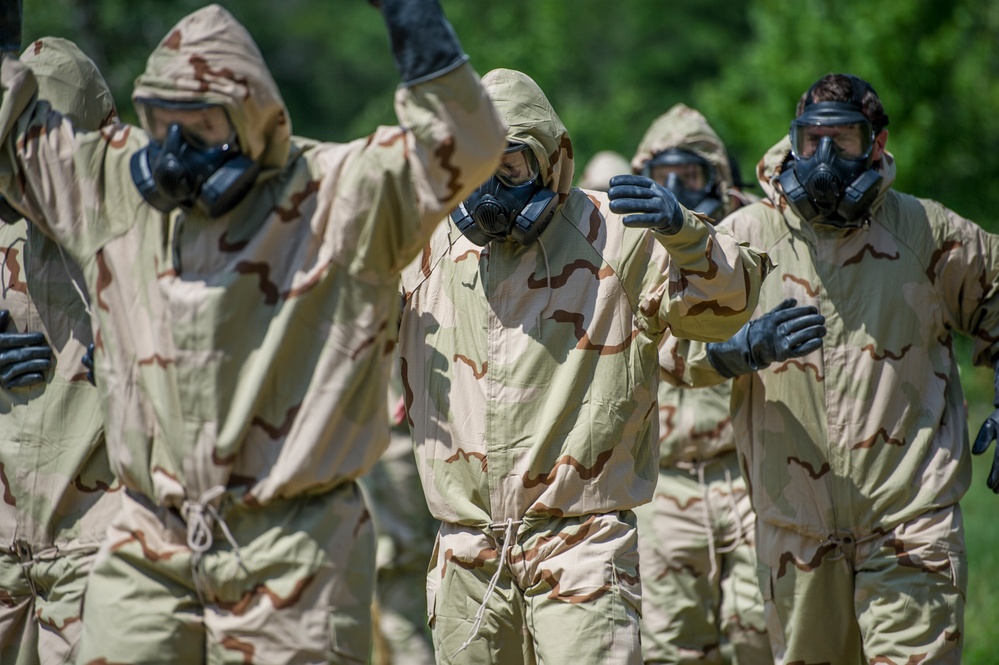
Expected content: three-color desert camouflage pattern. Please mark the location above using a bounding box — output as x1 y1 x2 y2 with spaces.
398 69 769 663
631 103 771 664
0 38 120 665
661 134 999 663
0 5 505 664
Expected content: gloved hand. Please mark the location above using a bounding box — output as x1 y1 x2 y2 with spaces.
0 310 52 389
376 0 467 85
705 298 826 378
81 342 95 386
607 174 685 235
972 360 999 493
0 0 21 53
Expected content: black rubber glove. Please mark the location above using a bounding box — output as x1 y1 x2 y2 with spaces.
0 0 21 53
375 0 467 85
0 310 52 389
81 342 95 386
972 360 999 493
705 298 826 378
607 174 685 235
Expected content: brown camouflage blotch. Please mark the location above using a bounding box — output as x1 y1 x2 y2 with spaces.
110 530 178 562
684 299 751 318
351 320 388 361
434 138 462 203
842 244 900 267
654 560 700 581
1 245 28 294
235 261 280 305
212 447 238 466
453 248 480 264
453 353 487 379
522 448 614 488
925 240 962 285
548 310 640 355
251 404 301 439
32 40 43 55
189 56 249 98
528 259 613 290
861 343 912 361
656 492 703 512
584 201 602 244
525 502 564 518
690 415 731 443
84 659 134 665
0 462 16 506
667 274 689 299
163 29 183 50
102 124 131 150
774 358 825 381
885 537 950 574
677 236 720 281
539 569 611 605
787 457 831 479
420 243 436 275
0 588 17 607
776 542 838 579
444 449 487 472
446 546 495 571
35 611 80 631
782 273 822 297
271 180 320 223
94 250 113 312
353 506 371 539
216 573 316 615
659 404 677 441
137 354 174 368
282 260 331 300
73 476 117 493
850 428 905 451
221 635 255 664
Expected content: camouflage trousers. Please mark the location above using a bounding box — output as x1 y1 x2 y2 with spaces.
428 511 643 665
634 451 771 664
360 428 438 665
756 504 966 664
78 481 376 665
0 546 98 665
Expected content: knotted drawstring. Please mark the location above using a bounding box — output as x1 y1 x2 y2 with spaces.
682 461 745 582
181 485 245 571
453 518 520 657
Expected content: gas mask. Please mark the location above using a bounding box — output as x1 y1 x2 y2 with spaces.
451 143 558 246
643 148 721 219
130 102 259 218
778 101 883 226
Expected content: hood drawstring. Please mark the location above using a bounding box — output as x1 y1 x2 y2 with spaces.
536 238 553 338
57 244 93 319
453 517 521 657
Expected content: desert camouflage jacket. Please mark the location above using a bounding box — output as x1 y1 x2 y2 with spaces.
399 70 769 531
0 38 120 551
634 103 745 467
0 6 505 510
662 135 999 540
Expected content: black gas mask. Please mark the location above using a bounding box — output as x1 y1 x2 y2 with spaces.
778 101 883 226
643 148 721 219
451 143 558 246
130 101 259 218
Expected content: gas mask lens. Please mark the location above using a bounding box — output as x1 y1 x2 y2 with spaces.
137 99 236 148
496 143 540 187
791 122 874 159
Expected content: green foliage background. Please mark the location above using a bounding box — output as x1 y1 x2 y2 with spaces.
22 0 999 654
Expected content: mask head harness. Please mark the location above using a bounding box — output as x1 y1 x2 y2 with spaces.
643 147 721 218
130 98 260 218
778 79 889 226
451 142 558 246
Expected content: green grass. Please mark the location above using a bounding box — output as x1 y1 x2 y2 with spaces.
960 360 999 662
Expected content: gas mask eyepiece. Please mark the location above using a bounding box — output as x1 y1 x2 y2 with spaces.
643 148 721 218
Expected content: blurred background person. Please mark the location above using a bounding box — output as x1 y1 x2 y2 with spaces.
578 149 631 192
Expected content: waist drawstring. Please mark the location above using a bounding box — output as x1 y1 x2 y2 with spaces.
181 486 245 571
453 518 521 657
678 460 745 582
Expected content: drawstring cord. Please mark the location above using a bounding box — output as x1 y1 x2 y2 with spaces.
682 461 745 582
181 486 246 598
453 518 520 657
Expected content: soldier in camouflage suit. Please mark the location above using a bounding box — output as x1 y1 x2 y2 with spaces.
661 74 999 664
0 38 119 665
398 68 770 665
629 104 772 665
0 1 505 663
577 150 631 192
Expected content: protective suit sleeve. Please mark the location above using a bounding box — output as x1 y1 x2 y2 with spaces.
931 203 999 367
624 206 772 344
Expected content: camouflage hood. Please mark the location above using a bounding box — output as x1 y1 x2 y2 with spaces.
481 69 573 201
132 3 290 170
22 37 117 131
756 135 897 227
630 103 736 217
